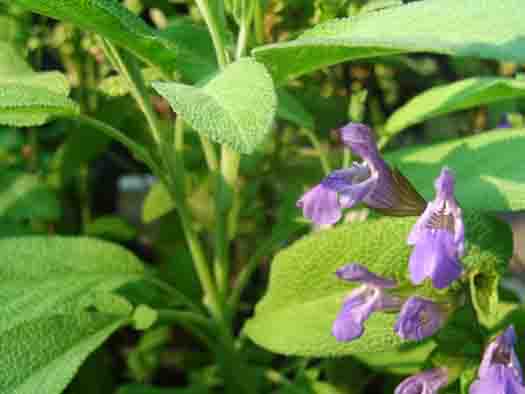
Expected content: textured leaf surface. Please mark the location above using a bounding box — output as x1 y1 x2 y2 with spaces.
0 83 79 127
0 42 76 126
0 311 126 394
10 0 217 82
0 236 145 334
0 42 70 95
384 77 525 137
253 0 525 83
153 58 277 154
386 129 525 211
0 171 61 221
245 213 511 357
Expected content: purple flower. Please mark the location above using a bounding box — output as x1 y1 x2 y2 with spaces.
332 263 401 342
395 368 448 394
498 115 512 129
470 326 525 394
394 296 444 341
298 123 426 226
407 167 464 289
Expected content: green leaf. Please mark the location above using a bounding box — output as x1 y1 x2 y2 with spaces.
0 311 126 394
85 215 137 241
159 18 218 83
386 129 525 211
469 272 500 328
0 236 145 334
0 42 77 127
0 83 79 127
384 77 525 138
245 213 511 357
276 88 315 129
132 304 158 331
10 0 217 82
253 0 525 84
0 171 61 221
0 41 32 75
117 383 209 394
142 181 174 223
153 58 277 154
0 41 71 95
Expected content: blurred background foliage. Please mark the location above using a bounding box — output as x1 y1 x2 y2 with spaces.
1 0 524 393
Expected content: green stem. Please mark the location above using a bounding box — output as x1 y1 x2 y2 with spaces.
162 117 222 320
343 147 352 168
214 145 240 298
147 277 204 314
156 309 214 347
303 129 331 175
200 136 220 172
74 114 157 170
195 0 229 69
254 0 265 45
100 39 163 145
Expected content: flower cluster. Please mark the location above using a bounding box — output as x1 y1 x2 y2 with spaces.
297 123 426 226
297 123 524 393
471 326 525 394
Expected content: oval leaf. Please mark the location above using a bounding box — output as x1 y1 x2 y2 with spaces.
386 129 525 211
384 77 525 138
0 311 126 394
253 0 525 84
245 213 511 357
0 236 145 334
153 58 277 154
0 83 79 127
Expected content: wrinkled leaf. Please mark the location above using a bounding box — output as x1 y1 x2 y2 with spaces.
384 77 525 138
0 83 79 127
153 58 277 154
0 236 144 334
386 129 525 211
253 0 525 83
0 311 127 394
245 213 511 357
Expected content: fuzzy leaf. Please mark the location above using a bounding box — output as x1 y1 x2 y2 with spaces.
384 77 525 138
153 58 277 154
0 311 126 394
0 236 145 335
386 129 525 211
245 213 512 357
0 83 79 127
253 0 525 84
10 0 217 82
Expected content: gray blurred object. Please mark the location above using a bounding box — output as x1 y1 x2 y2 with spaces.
117 174 156 227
